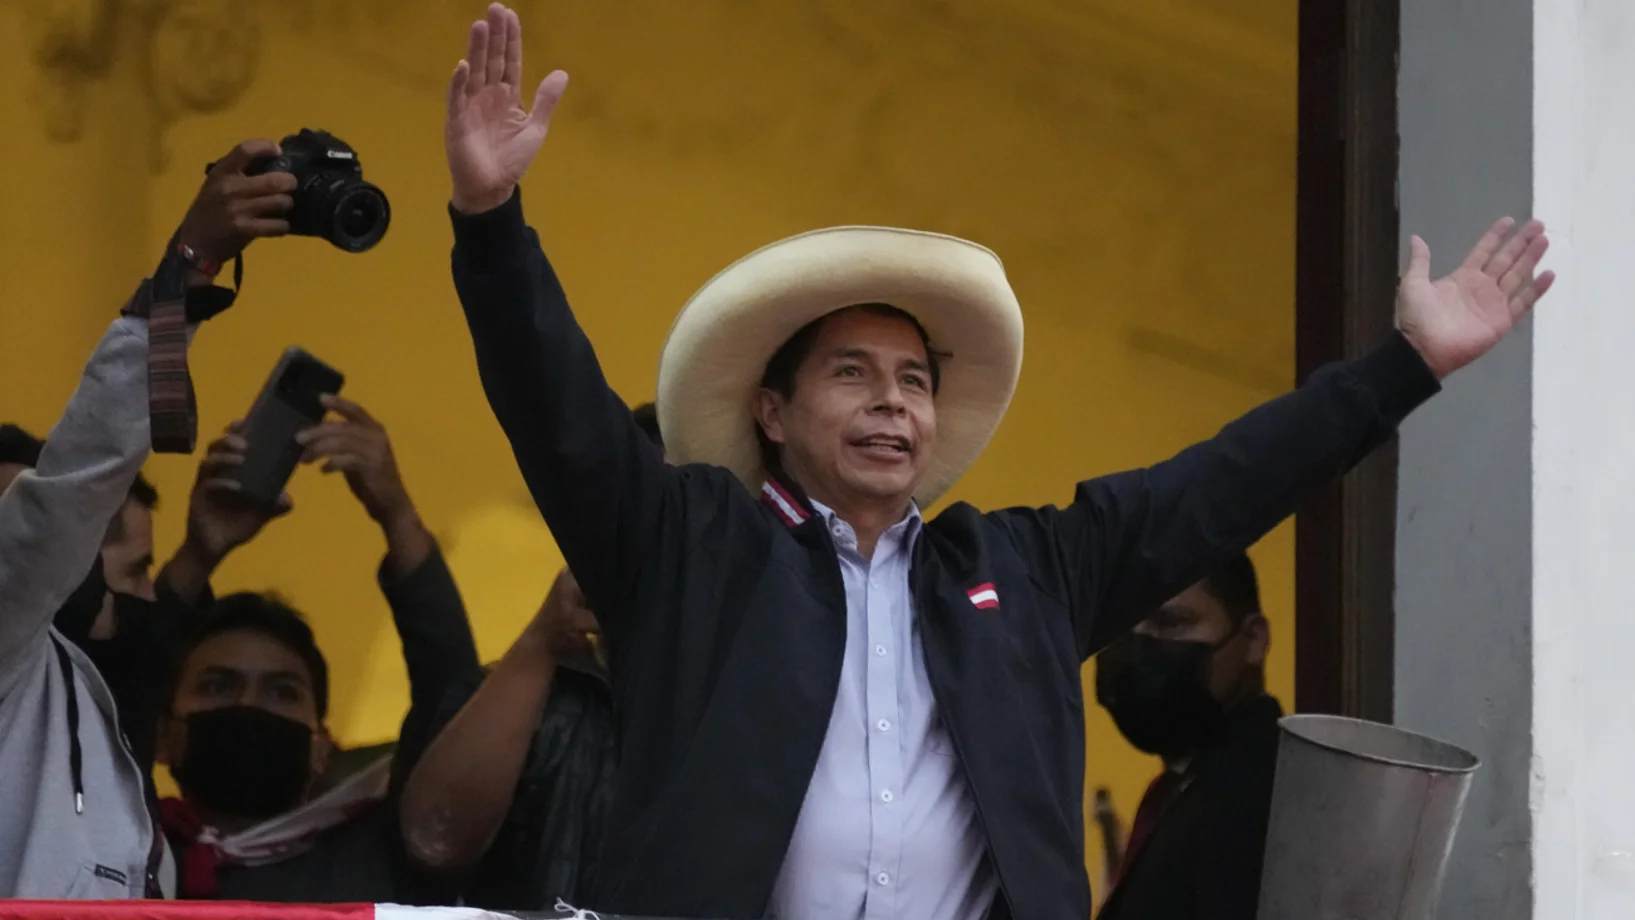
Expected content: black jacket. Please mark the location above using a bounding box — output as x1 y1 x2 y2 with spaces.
1096 694 1284 920
450 192 1439 919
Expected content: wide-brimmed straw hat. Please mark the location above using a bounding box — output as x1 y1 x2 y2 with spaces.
656 226 1024 507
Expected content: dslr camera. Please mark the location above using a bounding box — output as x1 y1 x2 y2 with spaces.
244 129 390 253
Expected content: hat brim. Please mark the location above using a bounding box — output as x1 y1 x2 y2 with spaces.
657 226 1023 507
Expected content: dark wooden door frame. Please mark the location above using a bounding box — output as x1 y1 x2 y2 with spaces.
1293 0 1401 721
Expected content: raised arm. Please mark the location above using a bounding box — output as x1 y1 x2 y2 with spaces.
400 567 595 875
298 394 484 711
993 218 1556 657
0 136 295 697
0 318 155 696
444 4 668 631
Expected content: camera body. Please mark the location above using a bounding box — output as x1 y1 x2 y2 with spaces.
246 129 390 253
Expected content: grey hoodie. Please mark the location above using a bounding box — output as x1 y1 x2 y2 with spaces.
0 315 176 898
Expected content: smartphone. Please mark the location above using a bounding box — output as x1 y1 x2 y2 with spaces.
233 347 345 505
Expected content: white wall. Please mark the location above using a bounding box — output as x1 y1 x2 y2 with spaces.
1397 0 1535 914
1399 0 1635 916
1531 0 1635 915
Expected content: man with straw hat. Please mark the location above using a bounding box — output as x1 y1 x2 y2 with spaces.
439 6 1554 918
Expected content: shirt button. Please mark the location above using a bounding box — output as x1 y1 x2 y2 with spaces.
875 645 887 657
876 872 892 886
880 789 894 803
877 719 891 732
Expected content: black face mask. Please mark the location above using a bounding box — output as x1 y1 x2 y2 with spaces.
1095 634 1230 759
172 705 314 820
52 558 109 644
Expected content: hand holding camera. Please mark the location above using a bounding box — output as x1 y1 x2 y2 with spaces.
175 139 298 277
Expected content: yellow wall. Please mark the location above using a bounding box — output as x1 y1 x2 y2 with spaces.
0 0 1294 890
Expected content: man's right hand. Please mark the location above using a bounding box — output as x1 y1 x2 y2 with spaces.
445 3 569 215
182 423 292 566
174 139 298 275
523 567 600 657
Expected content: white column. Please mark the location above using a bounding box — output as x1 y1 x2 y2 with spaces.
1398 0 1635 917
1531 0 1635 916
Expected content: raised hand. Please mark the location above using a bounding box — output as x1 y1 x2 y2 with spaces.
1397 218 1556 380
445 3 569 214
183 423 293 566
296 395 415 529
522 567 601 657
175 139 298 272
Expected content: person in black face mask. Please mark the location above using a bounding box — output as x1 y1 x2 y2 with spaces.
151 396 481 906
3 423 192 792
156 592 428 903
1092 551 1281 920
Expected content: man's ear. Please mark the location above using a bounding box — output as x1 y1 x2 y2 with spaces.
310 725 334 780
156 711 185 771
1243 614 1271 668
754 388 788 447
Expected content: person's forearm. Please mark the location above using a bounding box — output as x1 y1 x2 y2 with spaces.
0 317 155 690
157 538 223 607
379 540 482 713
380 505 434 582
400 629 558 873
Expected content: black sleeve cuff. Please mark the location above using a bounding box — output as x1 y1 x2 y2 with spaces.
377 540 451 600
1350 330 1443 424
449 187 531 275
185 285 236 324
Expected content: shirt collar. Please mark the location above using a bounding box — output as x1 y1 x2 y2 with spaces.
807 496 923 551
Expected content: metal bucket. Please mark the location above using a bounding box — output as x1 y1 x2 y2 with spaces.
1256 714 1480 920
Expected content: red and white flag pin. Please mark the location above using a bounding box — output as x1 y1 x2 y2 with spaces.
967 582 1000 611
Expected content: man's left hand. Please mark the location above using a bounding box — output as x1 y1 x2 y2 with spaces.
297 395 415 529
1397 217 1556 380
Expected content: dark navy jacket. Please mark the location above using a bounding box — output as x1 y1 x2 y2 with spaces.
449 192 1439 919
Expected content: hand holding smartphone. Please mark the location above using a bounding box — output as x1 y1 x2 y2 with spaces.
233 347 345 505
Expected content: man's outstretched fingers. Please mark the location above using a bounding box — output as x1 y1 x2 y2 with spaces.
1459 217 1515 273
466 20 490 92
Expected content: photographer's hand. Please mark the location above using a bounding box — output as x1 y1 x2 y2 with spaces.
445 3 568 214
161 423 294 604
174 139 299 282
297 395 433 577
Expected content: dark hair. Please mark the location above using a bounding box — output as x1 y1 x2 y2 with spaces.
755 304 944 478
1199 553 1262 625
127 474 159 510
631 402 663 449
2 422 158 513
172 592 330 719
0 424 43 468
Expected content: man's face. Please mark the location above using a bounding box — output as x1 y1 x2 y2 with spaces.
161 629 331 781
1133 583 1268 705
755 309 937 510
102 500 156 600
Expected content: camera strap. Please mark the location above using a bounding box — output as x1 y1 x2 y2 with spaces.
120 238 241 453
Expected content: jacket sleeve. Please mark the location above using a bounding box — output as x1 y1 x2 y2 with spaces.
0 317 155 699
450 191 671 637
377 542 483 742
988 332 1440 659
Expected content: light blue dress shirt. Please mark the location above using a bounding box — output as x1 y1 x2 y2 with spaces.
767 501 998 920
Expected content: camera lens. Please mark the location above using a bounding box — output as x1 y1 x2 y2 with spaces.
322 181 390 253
